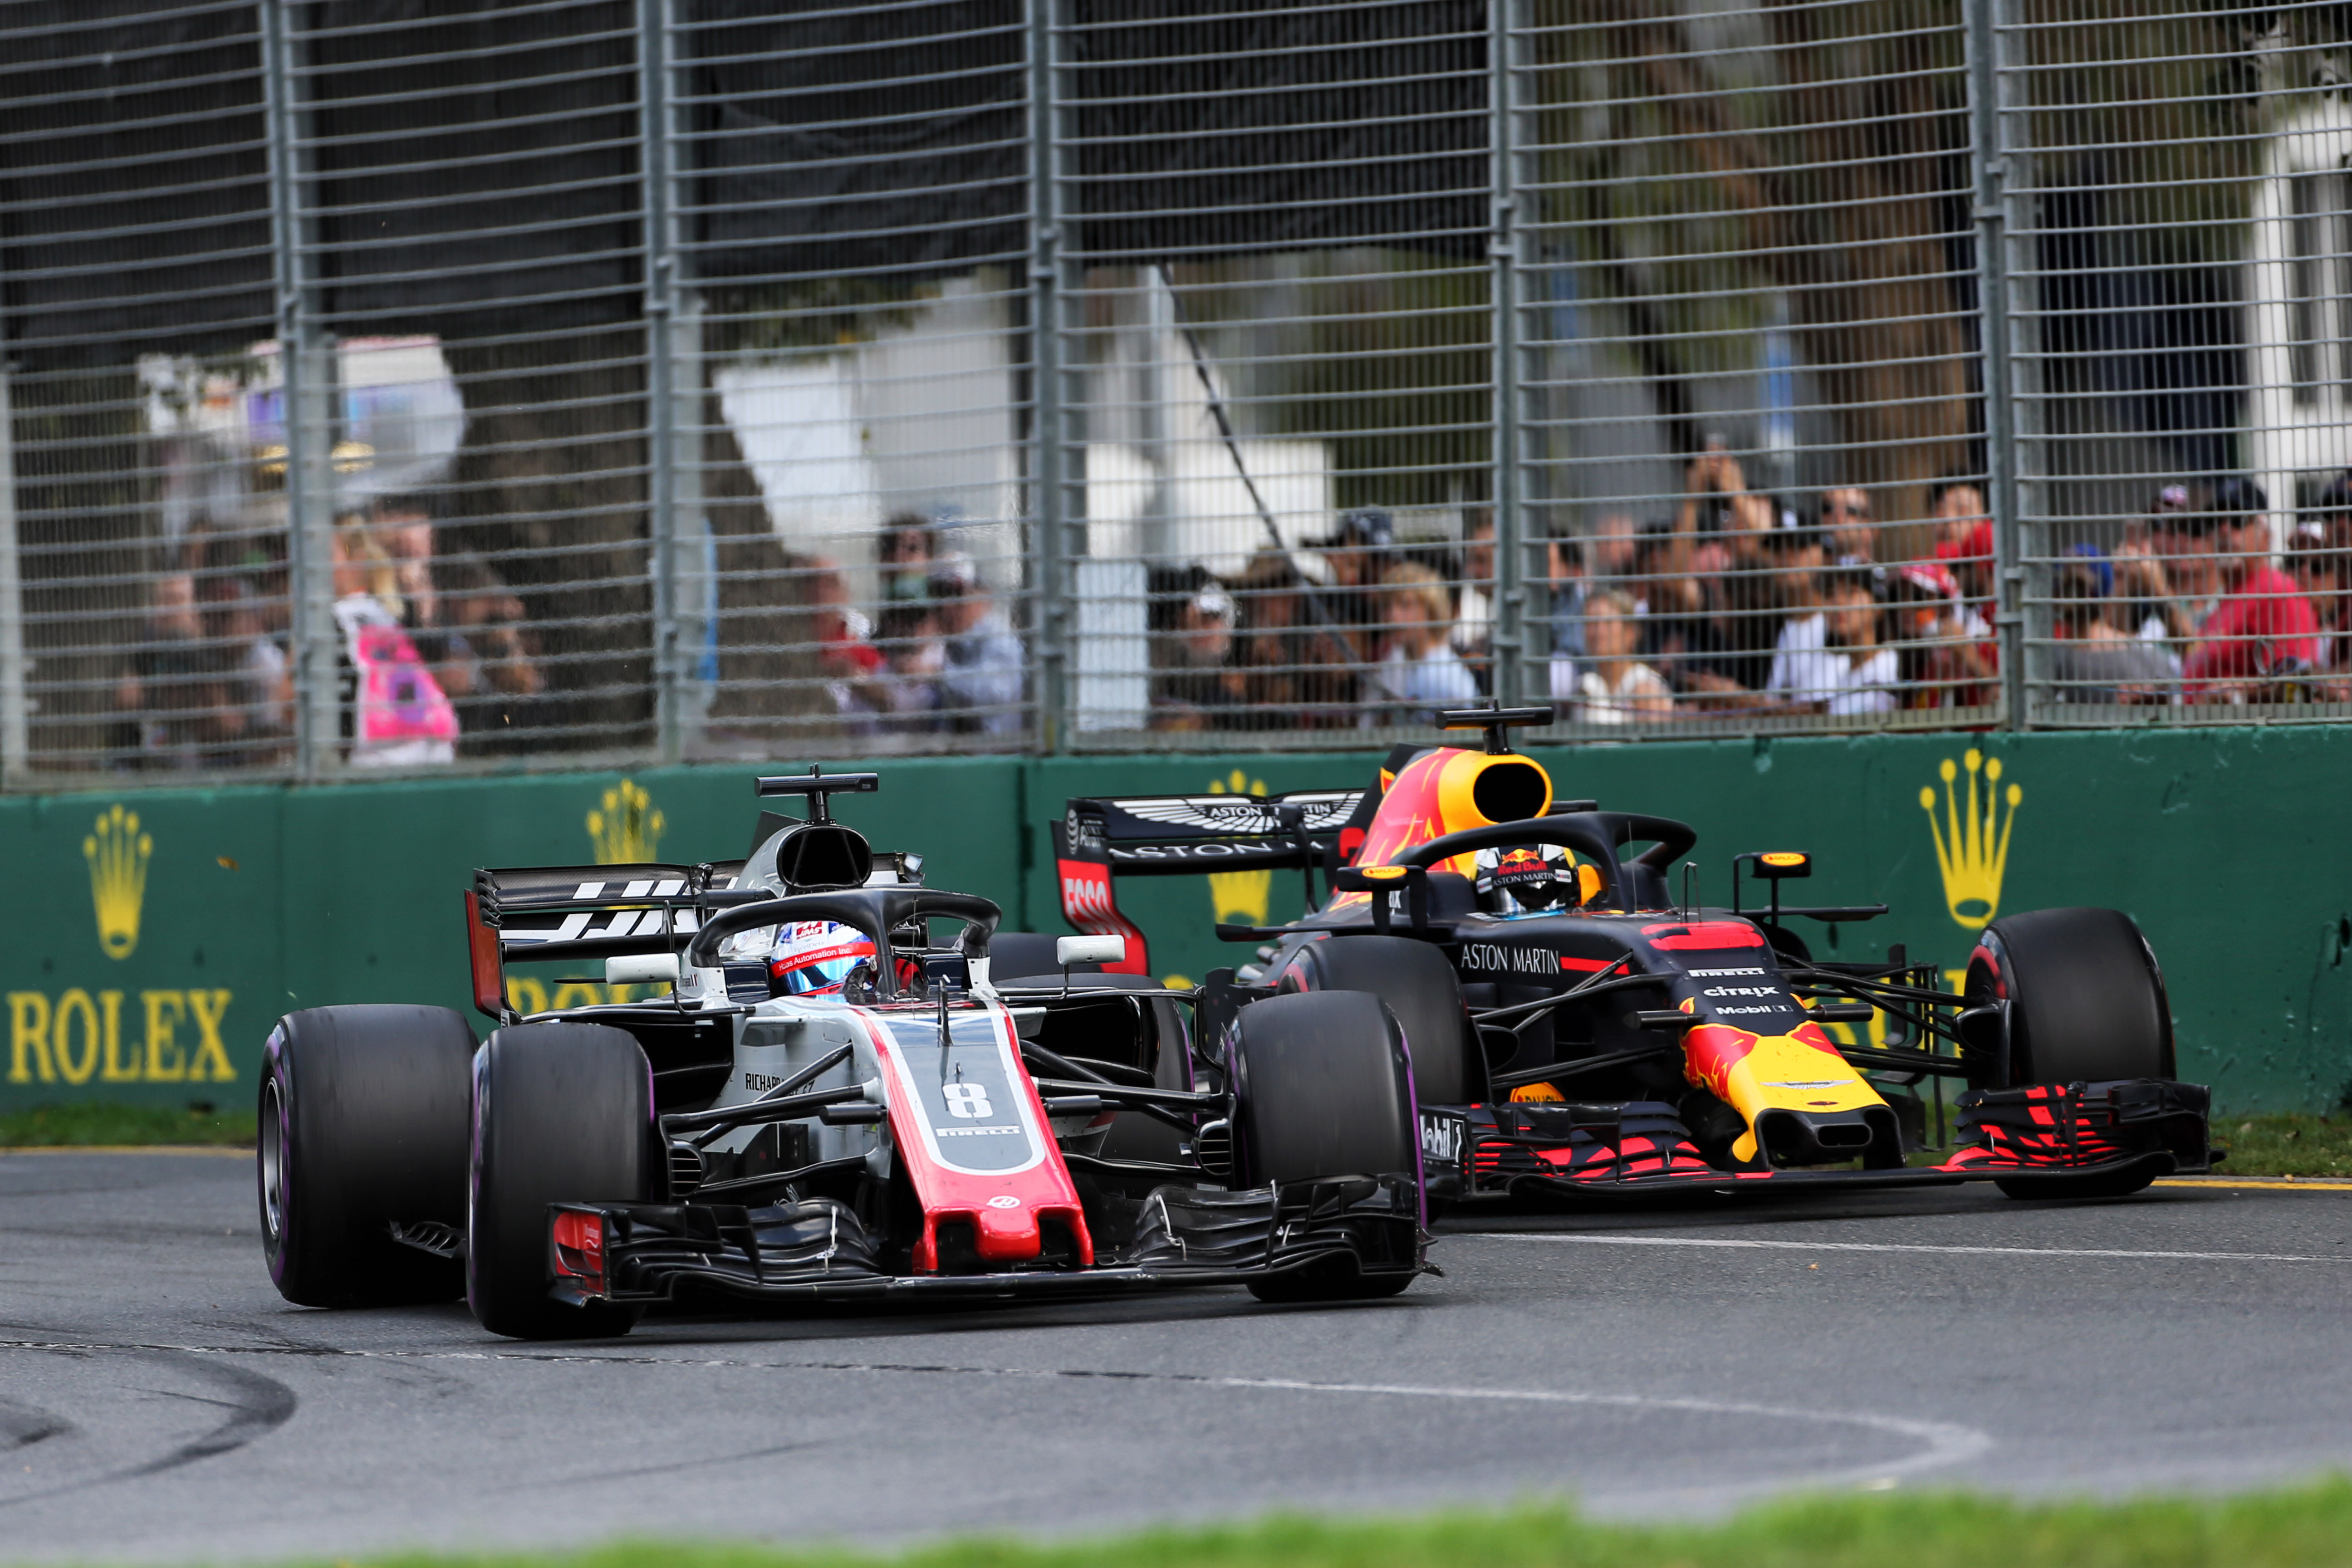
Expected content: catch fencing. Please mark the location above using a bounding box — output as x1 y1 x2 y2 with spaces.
0 0 2344 786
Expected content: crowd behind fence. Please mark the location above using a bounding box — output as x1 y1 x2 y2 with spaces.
6 0 2352 788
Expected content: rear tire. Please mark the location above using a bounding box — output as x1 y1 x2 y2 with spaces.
1966 907 2173 1201
1276 934 1475 1106
258 1005 475 1308
260 1006 475 1316
467 1021 651 1340
1230 990 1420 1305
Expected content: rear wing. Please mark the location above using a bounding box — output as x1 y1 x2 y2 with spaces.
1053 789 1371 974
465 861 749 1021
465 850 927 1020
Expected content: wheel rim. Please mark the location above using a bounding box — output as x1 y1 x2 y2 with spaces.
259 1077 285 1243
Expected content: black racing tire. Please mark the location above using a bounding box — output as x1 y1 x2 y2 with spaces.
467 1021 652 1340
1275 934 1476 1106
258 1004 475 1308
1965 906 2174 1089
1230 990 1416 1188
1966 907 2173 1203
1229 990 1420 1305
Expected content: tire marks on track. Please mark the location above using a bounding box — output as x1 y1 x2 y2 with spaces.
0 1335 1991 1492
0 1349 297 1509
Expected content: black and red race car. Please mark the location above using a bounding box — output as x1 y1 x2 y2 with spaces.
257 771 1427 1339
1054 708 2213 1205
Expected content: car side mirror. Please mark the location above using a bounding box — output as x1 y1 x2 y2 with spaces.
606 953 681 986
1057 934 1126 968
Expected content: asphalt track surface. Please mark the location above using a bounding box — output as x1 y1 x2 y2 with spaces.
3 1153 2348 1563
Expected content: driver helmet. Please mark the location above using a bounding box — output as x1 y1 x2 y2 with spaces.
1475 843 1578 914
768 920 879 995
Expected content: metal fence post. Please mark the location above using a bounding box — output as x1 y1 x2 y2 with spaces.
1965 0 2026 730
263 0 337 781
1028 0 1071 753
641 0 682 764
1490 0 1533 710
0 366 25 786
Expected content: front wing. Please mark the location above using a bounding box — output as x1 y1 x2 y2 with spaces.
1419 1078 2213 1202
546 1177 1427 1309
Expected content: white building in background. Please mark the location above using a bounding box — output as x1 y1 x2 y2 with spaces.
2248 99 2352 536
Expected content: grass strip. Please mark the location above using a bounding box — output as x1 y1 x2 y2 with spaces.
331 1482 2352 1568
2207 1114 2352 1179
0 1101 255 1148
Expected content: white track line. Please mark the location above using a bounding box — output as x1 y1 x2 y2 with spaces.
1470 1233 2350 1264
0 1338 1992 1486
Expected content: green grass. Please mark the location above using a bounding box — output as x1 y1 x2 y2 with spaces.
316 1483 2352 1568
0 1100 255 1147
2209 1114 2352 1179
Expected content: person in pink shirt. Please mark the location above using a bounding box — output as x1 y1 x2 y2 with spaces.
2181 477 2321 702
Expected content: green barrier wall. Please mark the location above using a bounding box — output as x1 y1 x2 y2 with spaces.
9 726 2346 1114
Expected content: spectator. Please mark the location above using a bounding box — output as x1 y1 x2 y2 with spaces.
1765 526 1833 706
1818 568 1898 716
1318 507 1394 662
1232 548 1357 725
1153 585 1247 731
1820 486 1876 567
200 576 291 764
431 553 549 747
878 513 937 606
2114 483 2215 665
1572 588 1671 724
802 559 885 735
1666 446 1784 700
2182 477 2321 702
331 519 456 767
1887 564 1994 708
2288 516 2352 686
2050 553 2175 705
930 557 1025 735
1364 562 1477 724
874 601 944 734
111 570 220 770
1452 507 1494 669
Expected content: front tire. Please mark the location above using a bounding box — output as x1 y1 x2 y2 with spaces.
467 1021 651 1340
1965 906 2173 1201
1229 990 1420 1304
258 1004 475 1308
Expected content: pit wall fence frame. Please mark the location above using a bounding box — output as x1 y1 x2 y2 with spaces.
9 728 2344 1118
20 0 2352 777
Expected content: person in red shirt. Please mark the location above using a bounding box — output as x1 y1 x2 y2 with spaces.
2182 477 2321 702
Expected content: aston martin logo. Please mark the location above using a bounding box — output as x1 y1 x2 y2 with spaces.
1919 748 2019 930
587 779 665 865
1205 769 1272 927
83 804 152 960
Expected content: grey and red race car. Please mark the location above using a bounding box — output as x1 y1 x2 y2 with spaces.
257 771 1426 1340
1055 708 2213 1205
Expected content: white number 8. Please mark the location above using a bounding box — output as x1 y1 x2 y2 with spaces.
943 1083 993 1120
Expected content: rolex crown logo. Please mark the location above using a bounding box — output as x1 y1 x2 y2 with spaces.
1918 748 2021 930
1206 769 1274 928
84 803 152 960
587 779 665 865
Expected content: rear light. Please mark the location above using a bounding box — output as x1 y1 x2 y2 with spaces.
465 890 505 1021
551 1209 606 1295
